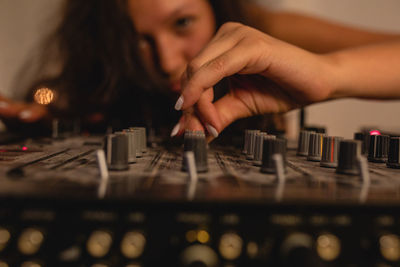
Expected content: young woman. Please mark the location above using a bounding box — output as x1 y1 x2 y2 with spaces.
0 0 397 138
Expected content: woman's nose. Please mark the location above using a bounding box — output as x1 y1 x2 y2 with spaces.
156 35 185 77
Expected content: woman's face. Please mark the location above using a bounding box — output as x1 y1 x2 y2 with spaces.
128 0 216 93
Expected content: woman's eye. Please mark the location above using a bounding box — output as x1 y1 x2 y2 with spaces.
175 17 194 30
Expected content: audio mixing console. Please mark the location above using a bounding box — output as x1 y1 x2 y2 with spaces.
0 129 400 267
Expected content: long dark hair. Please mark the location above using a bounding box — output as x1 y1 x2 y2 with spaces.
26 0 246 133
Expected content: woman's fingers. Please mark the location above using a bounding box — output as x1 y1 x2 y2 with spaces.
0 97 48 123
177 40 272 111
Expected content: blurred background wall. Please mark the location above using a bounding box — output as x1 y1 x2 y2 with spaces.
0 0 399 138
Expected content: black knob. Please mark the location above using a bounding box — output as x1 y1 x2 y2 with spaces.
253 133 275 166
182 131 208 173
297 131 314 156
104 133 129 171
320 136 343 168
336 140 361 175
354 132 368 154
368 135 390 163
303 126 326 134
260 138 287 174
307 133 325 162
387 137 400 169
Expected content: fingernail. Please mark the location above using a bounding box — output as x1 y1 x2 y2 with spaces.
206 123 219 138
19 110 32 119
170 122 180 137
174 95 184 110
0 101 9 108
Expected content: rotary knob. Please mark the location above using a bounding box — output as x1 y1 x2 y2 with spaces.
368 134 390 163
182 131 208 173
181 245 219 267
387 137 400 169
253 133 275 166
243 130 259 155
123 129 137 164
336 140 361 175
320 136 343 168
131 127 147 154
297 131 314 156
120 231 146 259
245 130 260 160
260 138 287 174
307 133 325 162
86 230 113 258
354 132 368 154
104 133 129 171
18 228 44 255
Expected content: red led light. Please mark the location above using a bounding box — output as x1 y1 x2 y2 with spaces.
22 146 28 151
370 130 381 136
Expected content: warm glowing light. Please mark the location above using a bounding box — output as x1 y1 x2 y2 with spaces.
197 230 210 244
370 130 381 136
33 87 54 105
22 147 28 151
185 230 197 243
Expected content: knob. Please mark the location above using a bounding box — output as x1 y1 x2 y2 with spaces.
131 127 147 154
354 132 368 154
18 228 44 255
181 244 219 267
336 140 361 175
380 234 400 262
316 233 341 261
218 233 243 260
303 126 326 134
368 135 390 163
86 230 113 258
245 130 260 160
104 133 129 171
260 138 287 174
253 132 274 166
123 129 137 164
0 228 10 251
387 137 400 169
307 133 325 162
297 131 314 156
243 129 259 155
182 131 208 173
120 231 146 259
320 136 343 168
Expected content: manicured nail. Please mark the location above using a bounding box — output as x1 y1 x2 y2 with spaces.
206 123 219 138
0 101 9 109
170 122 180 137
174 95 184 110
19 110 32 119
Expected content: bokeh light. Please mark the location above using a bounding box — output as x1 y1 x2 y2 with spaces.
33 87 54 105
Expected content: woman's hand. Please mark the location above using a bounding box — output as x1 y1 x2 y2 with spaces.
174 22 335 138
0 95 48 127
